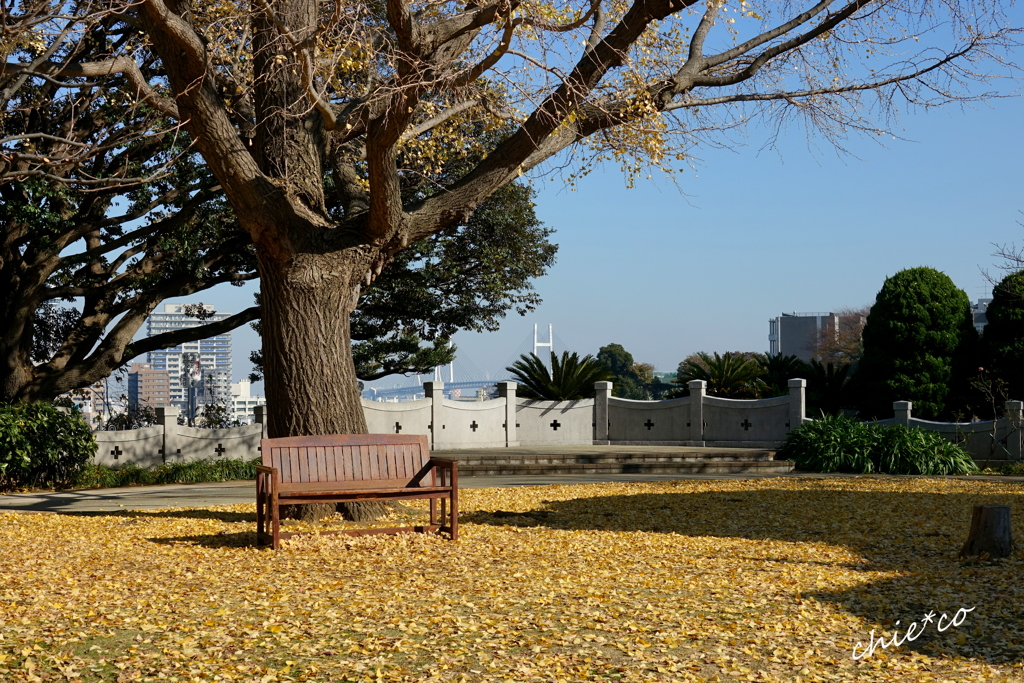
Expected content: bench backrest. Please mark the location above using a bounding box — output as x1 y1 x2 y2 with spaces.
261 434 431 488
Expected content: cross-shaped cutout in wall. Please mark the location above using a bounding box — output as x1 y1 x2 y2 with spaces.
215 443 226 457
394 421 402 434
470 421 479 432
550 420 561 431
110 446 122 460
740 418 752 431
644 419 655 430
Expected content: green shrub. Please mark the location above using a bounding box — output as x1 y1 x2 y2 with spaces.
778 414 978 475
0 402 95 489
877 425 979 475
777 414 877 473
72 458 259 489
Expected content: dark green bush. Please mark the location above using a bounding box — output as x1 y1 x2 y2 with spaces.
778 414 978 475
72 458 259 489
777 414 877 473
0 402 96 489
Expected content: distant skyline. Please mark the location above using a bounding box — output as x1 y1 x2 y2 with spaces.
189 89 1024 393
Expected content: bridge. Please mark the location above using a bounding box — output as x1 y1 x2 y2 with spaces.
362 380 509 402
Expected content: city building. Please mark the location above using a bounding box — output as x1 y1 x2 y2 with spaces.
768 311 866 363
145 303 233 411
126 362 172 409
63 381 107 426
972 298 992 335
229 378 266 424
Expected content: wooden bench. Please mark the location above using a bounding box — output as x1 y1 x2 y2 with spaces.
255 434 458 549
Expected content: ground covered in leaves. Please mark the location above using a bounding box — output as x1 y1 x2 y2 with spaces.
2 477 1024 682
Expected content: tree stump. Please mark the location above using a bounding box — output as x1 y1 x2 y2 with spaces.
959 504 1014 559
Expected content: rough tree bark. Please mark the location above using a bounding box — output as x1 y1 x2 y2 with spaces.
960 504 1014 559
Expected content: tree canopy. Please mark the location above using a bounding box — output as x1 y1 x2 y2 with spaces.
3 0 1019 435
855 267 977 420
981 270 1024 403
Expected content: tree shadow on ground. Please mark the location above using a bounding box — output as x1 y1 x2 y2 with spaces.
147 531 260 548
127 508 257 523
463 481 1024 666
50 508 257 522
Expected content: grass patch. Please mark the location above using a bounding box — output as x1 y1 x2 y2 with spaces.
71 457 259 489
1 477 1023 681
980 461 1024 476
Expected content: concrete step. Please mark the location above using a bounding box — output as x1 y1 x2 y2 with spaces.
447 452 779 466
455 460 795 476
430 446 794 477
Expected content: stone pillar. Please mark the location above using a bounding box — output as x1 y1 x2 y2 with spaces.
497 382 519 447
788 378 806 433
689 380 705 443
893 401 912 427
423 381 444 449
594 381 612 444
253 405 268 440
157 406 180 463
1004 400 1023 460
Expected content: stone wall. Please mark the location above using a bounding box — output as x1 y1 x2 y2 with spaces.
92 407 267 467
85 381 1022 470
516 398 594 446
890 400 1022 466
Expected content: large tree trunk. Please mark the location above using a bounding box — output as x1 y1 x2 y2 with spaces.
258 249 368 437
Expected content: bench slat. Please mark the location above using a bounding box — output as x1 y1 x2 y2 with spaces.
395 444 407 480
279 480 451 493
337 445 351 481
299 446 309 483
314 446 323 482
370 444 382 481
324 445 336 482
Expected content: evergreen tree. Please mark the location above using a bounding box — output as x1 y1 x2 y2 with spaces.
982 270 1024 402
856 267 977 420
597 343 648 399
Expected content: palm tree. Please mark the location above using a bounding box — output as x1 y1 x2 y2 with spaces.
805 359 852 415
506 351 614 400
756 353 808 397
675 351 765 399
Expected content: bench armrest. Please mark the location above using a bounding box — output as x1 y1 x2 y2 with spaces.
409 458 458 487
256 465 279 495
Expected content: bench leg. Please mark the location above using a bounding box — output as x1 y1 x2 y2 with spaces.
271 495 281 550
255 475 265 540
449 471 458 541
429 498 436 526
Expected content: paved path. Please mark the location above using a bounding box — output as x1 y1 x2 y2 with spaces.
2 470 1021 514
0 472 798 514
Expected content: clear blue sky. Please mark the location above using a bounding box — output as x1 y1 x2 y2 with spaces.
194 66 1024 392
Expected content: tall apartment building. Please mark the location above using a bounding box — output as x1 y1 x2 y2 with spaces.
146 303 233 410
127 362 172 408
